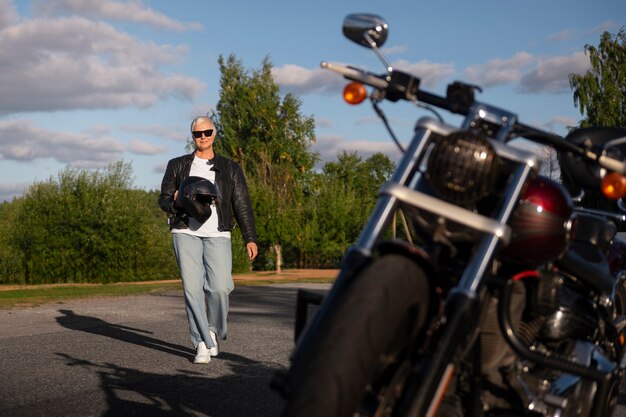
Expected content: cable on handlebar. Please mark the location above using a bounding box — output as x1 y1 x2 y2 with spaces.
372 101 405 153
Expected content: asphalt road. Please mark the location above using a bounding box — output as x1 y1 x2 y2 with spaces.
0 283 330 417
1 283 626 417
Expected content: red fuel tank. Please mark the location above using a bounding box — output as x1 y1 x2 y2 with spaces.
502 177 573 266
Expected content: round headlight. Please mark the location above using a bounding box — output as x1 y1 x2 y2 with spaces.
426 131 499 206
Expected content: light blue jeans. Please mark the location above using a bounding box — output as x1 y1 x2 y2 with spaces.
172 233 233 349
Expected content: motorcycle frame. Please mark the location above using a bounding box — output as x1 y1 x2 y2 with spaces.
356 108 538 290
277 14 626 417
385 111 534 416
379 116 619 415
301 104 619 417
310 104 541 416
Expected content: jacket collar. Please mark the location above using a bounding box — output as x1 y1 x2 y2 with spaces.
187 152 224 172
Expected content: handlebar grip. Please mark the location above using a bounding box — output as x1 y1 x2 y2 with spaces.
321 61 626 177
321 61 461 114
320 61 388 89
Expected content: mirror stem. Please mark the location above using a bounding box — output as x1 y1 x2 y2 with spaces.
364 32 393 73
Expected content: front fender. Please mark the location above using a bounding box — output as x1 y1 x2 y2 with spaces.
376 239 439 281
375 239 444 311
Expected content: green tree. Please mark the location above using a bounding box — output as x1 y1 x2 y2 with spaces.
322 151 395 203
0 198 25 283
569 28 626 128
304 151 396 267
12 161 177 284
213 54 318 271
566 29 626 212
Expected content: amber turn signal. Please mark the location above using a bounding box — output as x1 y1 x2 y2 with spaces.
601 172 626 199
343 82 367 105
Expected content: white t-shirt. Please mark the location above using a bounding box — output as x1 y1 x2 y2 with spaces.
171 156 231 239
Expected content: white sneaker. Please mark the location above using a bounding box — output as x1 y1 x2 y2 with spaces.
209 331 219 357
194 341 211 364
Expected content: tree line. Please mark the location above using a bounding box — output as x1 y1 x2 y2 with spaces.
0 149 393 285
0 53 395 285
0 28 623 285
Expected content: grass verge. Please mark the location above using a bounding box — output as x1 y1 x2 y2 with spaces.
0 276 335 310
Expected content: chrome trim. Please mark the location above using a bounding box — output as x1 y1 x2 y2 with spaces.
416 117 541 169
463 102 518 143
320 61 388 90
355 128 437 253
414 117 456 136
575 207 626 223
458 162 534 292
490 140 541 168
379 182 512 244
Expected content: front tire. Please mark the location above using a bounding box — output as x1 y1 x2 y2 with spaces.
281 254 431 417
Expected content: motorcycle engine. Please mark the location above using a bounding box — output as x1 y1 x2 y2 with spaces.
476 274 604 417
478 280 545 412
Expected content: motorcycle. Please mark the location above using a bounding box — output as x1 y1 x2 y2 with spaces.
271 13 626 417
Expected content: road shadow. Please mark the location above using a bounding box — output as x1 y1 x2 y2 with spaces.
56 309 195 360
56 352 284 417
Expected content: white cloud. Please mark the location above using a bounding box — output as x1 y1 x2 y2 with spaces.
462 50 591 94
86 125 112 136
585 20 621 37
123 124 187 142
127 139 166 155
541 115 579 131
273 58 455 96
545 20 620 44
391 59 455 88
547 29 577 42
518 51 590 94
272 64 350 95
0 16 206 114
312 134 402 164
464 52 535 88
0 119 125 167
315 117 333 128
0 182 29 202
33 0 202 31
0 0 19 30
382 44 408 56
186 103 216 121
274 48 591 99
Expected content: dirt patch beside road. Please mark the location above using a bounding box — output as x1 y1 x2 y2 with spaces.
233 269 339 281
0 269 339 291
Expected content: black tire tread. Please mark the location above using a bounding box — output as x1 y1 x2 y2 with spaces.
282 254 430 417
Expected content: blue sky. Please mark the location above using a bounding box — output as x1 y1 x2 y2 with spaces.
0 0 623 201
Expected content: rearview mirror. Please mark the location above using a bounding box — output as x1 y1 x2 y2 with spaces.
342 13 388 49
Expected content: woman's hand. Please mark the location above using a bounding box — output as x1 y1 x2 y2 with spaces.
246 242 258 260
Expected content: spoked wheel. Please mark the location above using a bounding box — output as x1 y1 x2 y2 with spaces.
281 254 431 417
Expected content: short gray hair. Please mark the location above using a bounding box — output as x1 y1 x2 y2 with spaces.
190 116 213 132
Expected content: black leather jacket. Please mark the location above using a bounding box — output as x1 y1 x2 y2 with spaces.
158 153 258 244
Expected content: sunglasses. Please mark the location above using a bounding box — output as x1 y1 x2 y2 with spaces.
192 129 214 139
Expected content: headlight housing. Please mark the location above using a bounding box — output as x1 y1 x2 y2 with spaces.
426 131 499 206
